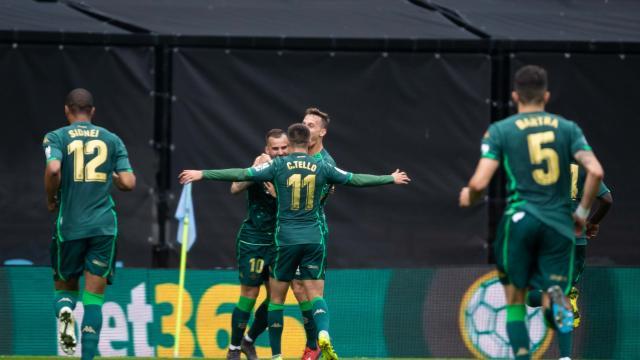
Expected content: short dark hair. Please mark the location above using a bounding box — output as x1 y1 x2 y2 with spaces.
305 107 330 128
287 123 310 147
514 65 548 104
265 128 286 143
65 88 94 115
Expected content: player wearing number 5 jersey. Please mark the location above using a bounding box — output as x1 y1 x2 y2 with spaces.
43 89 135 360
460 66 604 360
179 123 410 360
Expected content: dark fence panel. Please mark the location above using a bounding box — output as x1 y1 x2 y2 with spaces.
171 49 491 268
0 45 156 267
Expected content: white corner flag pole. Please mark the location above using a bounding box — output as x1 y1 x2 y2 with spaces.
174 214 190 358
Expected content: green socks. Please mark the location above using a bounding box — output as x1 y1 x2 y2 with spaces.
54 290 78 317
247 299 269 341
268 303 285 356
525 290 542 308
557 330 573 358
300 301 318 350
506 304 530 360
231 296 256 347
311 297 330 334
81 291 104 360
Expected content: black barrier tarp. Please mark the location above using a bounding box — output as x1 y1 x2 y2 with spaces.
0 0 126 34
512 53 640 265
0 45 155 267
433 0 640 42
76 0 477 39
171 48 490 268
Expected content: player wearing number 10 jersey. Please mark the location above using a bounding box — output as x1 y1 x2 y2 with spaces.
43 88 135 360
459 66 604 360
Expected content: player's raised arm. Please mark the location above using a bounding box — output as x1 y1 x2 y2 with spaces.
230 153 271 195
573 150 604 228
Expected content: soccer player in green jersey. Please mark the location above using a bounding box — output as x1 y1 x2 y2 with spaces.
243 108 335 360
568 164 612 326
227 129 289 360
43 89 135 360
459 66 604 360
179 123 410 360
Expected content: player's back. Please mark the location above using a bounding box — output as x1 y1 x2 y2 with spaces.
44 121 131 241
268 152 349 246
483 111 591 240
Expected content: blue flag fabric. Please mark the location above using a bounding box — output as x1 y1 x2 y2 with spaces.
175 183 197 251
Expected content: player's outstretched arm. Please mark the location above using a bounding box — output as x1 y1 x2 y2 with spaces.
573 150 604 229
345 169 411 187
179 168 254 184
44 160 61 212
113 171 136 191
459 158 499 207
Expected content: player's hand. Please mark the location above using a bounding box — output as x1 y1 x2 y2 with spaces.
253 153 272 166
391 169 410 184
329 185 336 195
586 222 600 239
459 187 471 207
264 182 276 198
573 213 587 236
179 170 203 184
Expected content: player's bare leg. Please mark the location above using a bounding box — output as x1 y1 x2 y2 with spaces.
267 278 290 360
303 279 337 360
228 285 259 360
54 278 79 355
503 284 530 360
293 279 320 360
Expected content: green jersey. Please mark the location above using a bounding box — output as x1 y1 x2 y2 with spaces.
43 121 132 241
570 164 610 244
481 111 592 241
313 148 335 228
238 182 277 245
203 152 395 246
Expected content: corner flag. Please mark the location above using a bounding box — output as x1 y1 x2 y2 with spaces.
173 183 197 357
175 182 197 251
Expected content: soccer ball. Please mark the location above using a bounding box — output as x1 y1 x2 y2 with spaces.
461 273 551 359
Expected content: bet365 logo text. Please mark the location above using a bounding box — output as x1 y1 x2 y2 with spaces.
57 283 305 357
458 271 553 359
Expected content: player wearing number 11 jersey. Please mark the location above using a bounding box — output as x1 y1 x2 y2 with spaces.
459 66 604 360
43 88 135 360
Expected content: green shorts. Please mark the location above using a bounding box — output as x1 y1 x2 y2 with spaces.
50 234 117 285
494 210 574 294
237 241 273 286
271 243 326 282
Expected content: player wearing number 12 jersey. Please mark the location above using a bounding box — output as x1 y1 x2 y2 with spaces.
459 66 604 360
43 89 135 360
179 123 410 360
